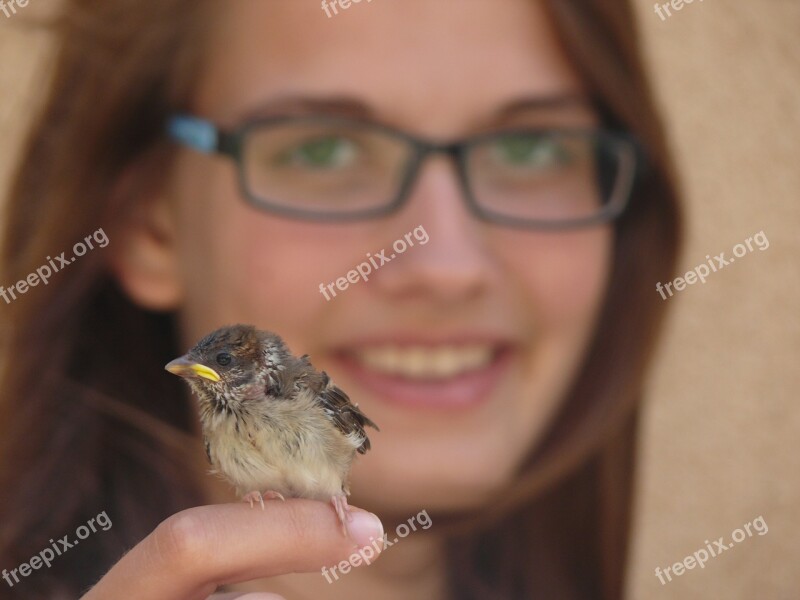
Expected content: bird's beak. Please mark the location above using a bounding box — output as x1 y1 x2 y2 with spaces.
165 356 221 382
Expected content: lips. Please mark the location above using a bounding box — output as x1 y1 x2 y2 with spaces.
333 338 514 410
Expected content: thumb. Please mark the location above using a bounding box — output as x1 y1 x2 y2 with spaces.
83 500 384 600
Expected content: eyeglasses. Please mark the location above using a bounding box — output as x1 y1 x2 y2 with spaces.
167 114 642 229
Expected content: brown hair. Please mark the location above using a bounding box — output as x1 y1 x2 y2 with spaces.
0 1 681 598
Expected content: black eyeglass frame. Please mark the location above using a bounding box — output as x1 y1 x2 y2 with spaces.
167 113 645 230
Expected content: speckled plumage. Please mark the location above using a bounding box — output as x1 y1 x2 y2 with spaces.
166 324 378 517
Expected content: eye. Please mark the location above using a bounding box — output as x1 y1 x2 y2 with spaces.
487 133 573 170
276 135 359 170
215 352 232 366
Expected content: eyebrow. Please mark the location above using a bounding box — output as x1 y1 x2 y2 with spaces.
235 96 376 123
233 92 594 126
496 94 594 118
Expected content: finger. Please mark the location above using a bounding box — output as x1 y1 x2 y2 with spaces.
82 500 384 600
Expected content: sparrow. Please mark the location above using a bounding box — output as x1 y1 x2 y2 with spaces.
165 324 378 534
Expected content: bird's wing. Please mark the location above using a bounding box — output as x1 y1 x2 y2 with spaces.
315 372 379 455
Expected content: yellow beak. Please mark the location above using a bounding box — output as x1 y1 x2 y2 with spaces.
165 356 221 383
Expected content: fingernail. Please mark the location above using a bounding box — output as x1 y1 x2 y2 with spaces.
347 510 384 549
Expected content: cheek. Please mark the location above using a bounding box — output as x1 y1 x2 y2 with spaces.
500 228 612 328
500 228 613 469
170 157 366 342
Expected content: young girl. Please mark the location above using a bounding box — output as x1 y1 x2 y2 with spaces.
0 1 681 598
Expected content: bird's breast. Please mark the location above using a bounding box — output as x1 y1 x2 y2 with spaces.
205 410 355 500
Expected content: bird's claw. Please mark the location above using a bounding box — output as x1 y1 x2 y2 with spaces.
242 491 265 510
242 490 285 510
331 494 353 536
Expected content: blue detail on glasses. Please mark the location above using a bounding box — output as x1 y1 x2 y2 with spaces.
167 115 219 154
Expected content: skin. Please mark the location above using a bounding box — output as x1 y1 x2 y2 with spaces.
103 0 613 598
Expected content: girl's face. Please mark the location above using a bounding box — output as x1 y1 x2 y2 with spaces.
123 0 612 513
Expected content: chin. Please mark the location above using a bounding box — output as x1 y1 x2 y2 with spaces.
349 450 515 515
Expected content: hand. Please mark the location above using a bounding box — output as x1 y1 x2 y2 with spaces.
81 499 384 600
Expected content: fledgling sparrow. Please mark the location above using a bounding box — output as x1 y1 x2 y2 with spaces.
165 324 378 534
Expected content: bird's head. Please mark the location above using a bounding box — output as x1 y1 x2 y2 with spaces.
165 324 289 413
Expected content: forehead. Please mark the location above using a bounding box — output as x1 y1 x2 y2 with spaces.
192 326 259 356
196 0 586 136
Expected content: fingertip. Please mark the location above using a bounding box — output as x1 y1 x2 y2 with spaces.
345 507 384 550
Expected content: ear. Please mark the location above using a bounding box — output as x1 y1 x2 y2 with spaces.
108 180 185 312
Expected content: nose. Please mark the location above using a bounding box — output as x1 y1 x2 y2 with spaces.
373 155 497 304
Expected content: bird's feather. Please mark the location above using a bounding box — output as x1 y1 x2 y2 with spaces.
203 436 212 465
313 371 379 454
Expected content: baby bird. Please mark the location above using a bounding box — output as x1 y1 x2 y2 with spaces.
165 324 378 534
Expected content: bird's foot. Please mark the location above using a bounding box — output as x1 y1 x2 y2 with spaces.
242 490 265 510
331 494 353 537
242 490 285 510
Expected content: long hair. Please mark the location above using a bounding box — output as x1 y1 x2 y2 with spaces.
0 1 681 598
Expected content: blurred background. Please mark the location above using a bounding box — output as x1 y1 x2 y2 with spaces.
1 2 798 598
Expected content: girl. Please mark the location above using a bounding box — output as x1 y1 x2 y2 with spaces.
0 1 681 598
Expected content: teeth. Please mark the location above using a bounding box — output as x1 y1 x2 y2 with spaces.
356 345 494 379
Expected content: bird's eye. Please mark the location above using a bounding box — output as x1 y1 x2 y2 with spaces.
215 352 232 366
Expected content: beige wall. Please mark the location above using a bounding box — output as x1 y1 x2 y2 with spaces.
630 2 800 598
1 2 799 598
